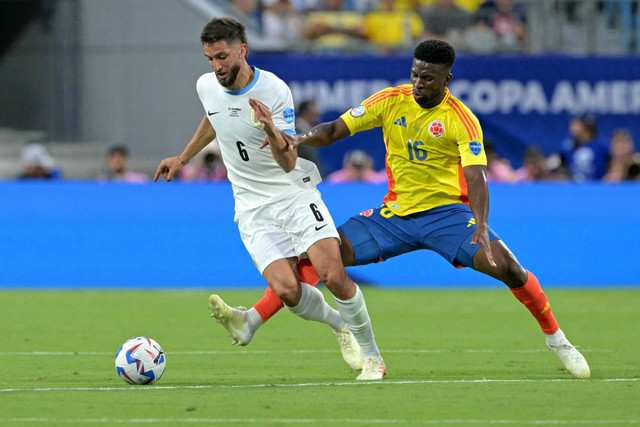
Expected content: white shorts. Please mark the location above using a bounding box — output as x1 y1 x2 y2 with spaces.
235 188 340 274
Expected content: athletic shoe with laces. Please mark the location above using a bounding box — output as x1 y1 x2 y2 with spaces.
334 326 363 371
208 294 254 346
547 339 591 379
356 356 386 380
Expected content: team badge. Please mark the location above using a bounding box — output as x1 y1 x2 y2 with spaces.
350 105 366 118
428 120 445 137
283 108 295 124
360 209 373 217
250 108 261 127
469 141 482 156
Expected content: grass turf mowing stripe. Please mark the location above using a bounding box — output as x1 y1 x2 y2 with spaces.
1 378 638 393
3 418 640 424
0 348 609 356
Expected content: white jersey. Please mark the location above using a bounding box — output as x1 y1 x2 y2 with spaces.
196 67 321 212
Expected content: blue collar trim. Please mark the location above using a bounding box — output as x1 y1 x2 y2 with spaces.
225 67 260 95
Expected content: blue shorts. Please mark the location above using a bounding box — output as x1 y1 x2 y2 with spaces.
338 203 501 268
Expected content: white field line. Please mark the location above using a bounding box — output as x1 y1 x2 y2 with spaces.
2 418 639 424
0 348 610 356
1 378 638 393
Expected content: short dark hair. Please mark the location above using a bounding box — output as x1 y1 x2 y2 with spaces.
200 17 249 57
414 40 456 68
108 145 129 157
575 113 597 136
297 99 317 116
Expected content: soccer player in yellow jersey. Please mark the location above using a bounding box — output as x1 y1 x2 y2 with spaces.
210 40 590 379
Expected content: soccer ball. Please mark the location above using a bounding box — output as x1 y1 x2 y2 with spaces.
115 337 166 385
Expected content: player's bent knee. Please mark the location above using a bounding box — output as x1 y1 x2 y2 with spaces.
318 267 347 288
498 260 527 288
320 269 353 299
269 279 301 306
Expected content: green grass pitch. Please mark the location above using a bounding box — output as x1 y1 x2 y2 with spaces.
1 288 639 425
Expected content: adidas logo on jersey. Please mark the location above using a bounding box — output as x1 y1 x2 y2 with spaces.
394 116 407 128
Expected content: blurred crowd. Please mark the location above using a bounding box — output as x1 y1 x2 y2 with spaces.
14 109 640 184
485 115 640 184
225 0 640 54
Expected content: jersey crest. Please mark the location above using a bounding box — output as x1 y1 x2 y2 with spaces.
250 108 261 127
428 120 445 138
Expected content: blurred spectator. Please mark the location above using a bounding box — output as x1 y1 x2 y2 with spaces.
484 139 516 182
295 99 326 176
514 146 555 182
396 0 483 12
455 0 484 12
262 0 305 43
303 0 368 51
393 0 432 10
364 0 425 52
18 143 61 180
98 145 148 183
349 0 379 12
419 0 472 49
231 0 261 28
475 0 528 51
464 16 497 53
603 128 640 182
554 114 610 182
291 0 322 11
326 149 387 183
179 140 228 182
602 1 640 53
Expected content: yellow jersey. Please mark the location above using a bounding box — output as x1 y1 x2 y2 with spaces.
340 85 486 216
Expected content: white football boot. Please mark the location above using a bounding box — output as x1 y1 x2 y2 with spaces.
356 356 386 380
547 338 591 379
208 294 254 346
334 326 363 370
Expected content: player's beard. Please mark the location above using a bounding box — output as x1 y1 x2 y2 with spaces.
216 63 241 88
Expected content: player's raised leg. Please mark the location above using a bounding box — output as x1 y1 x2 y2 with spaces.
209 265 361 370
208 294 260 346
471 239 590 379
263 257 363 371
210 259 321 346
251 259 320 323
307 237 386 380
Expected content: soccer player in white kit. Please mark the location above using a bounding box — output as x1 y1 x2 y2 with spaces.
154 17 386 380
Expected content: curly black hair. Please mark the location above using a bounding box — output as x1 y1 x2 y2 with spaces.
414 40 456 68
200 17 249 57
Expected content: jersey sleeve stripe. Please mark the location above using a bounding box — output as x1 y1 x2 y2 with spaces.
447 99 479 140
382 138 397 203
457 161 469 205
364 87 412 108
449 98 479 139
365 86 412 104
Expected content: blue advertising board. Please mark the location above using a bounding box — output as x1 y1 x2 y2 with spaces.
0 181 638 289
250 54 640 171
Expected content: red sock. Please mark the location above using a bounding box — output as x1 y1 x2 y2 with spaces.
510 270 559 334
252 259 321 322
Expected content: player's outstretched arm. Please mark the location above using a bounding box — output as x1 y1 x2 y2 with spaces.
463 164 497 267
249 97 297 172
154 115 216 182
289 118 351 151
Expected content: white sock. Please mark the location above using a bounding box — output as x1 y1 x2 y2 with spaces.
545 328 567 347
287 282 345 331
334 285 380 358
245 307 263 333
